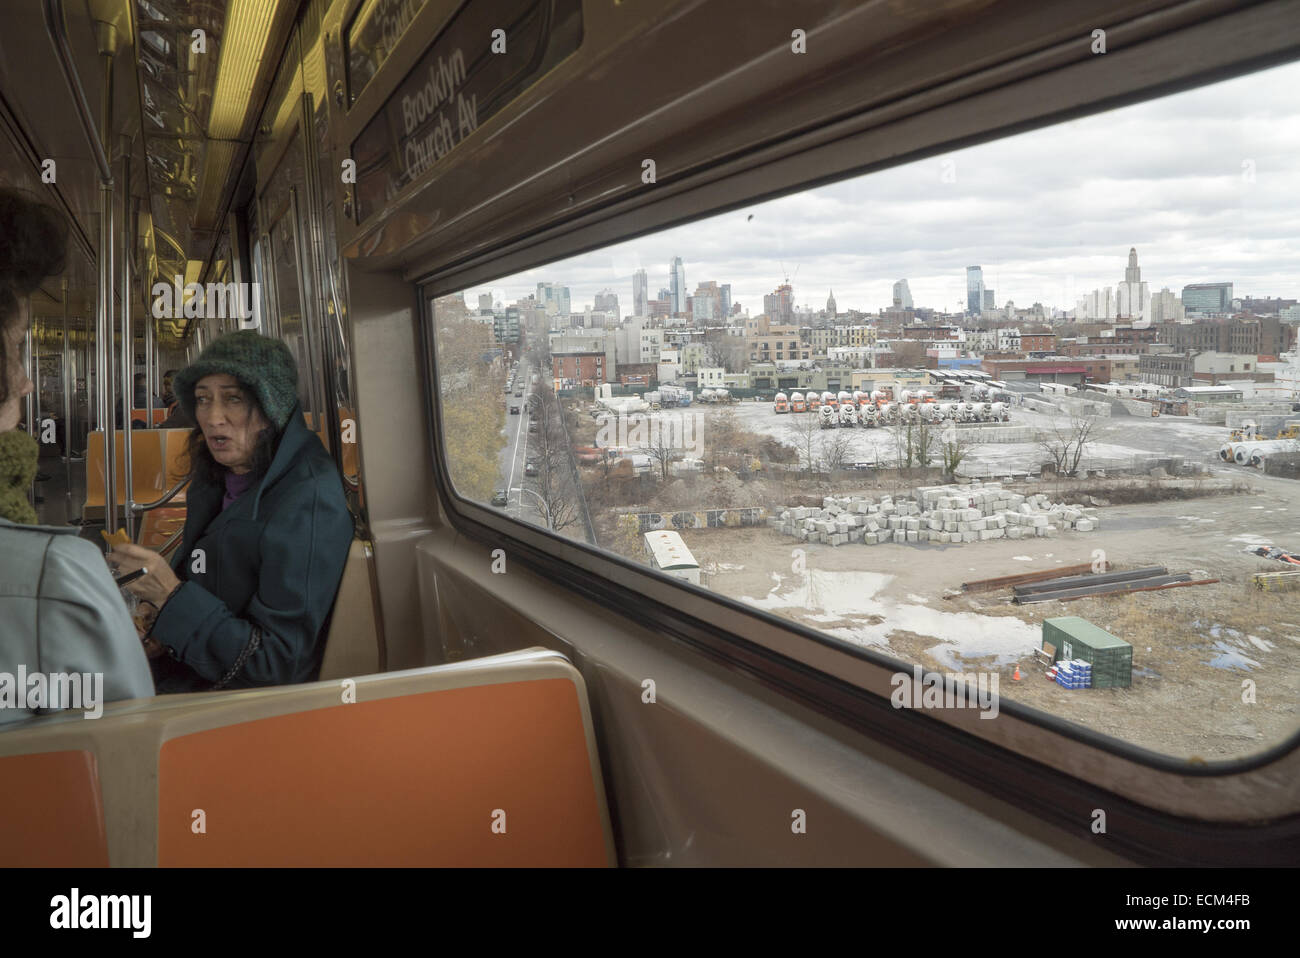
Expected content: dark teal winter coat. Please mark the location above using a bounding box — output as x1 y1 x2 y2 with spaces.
150 408 353 692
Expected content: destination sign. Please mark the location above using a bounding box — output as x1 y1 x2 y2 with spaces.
350 0 583 223
346 0 430 105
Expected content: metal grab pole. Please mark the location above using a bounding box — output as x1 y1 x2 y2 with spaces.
62 279 73 515
99 181 116 542
23 316 37 516
120 147 134 542
23 317 35 439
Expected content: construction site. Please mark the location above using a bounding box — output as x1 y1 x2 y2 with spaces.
565 381 1300 762
677 471 1299 762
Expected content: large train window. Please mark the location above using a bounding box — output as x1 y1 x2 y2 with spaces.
432 60 1300 762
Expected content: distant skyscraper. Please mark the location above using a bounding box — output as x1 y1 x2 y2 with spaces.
594 289 620 324
763 283 795 322
1116 247 1150 320
1150 287 1184 323
966 266 985 314
536 282 571 317
892 279 913 309
1182 282 1233 316
632 269 648 317
720 284 732 317
983 289 995 311
826 290 837 315
478 293 493 312
669 257 687 314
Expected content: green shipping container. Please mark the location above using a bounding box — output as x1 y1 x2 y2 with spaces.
1043 617 1132 688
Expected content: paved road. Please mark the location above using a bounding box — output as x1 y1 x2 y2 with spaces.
495 361 540 522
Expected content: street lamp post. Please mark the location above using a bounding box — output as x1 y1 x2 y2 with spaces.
511 486 551 528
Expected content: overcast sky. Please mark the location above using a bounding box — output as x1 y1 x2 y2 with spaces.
464 59 1300 318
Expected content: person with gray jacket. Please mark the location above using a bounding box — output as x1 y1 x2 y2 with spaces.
0 186 154 726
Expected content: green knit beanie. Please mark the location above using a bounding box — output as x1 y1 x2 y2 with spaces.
174 331 299 431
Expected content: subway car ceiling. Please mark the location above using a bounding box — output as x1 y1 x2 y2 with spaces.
2 0 1299 867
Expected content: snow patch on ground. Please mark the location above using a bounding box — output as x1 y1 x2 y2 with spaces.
1247 635 1275 652
740 569 1039 668
1231 534 1274 546
1011 555 1033 562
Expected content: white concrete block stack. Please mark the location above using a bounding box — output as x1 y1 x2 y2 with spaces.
773 482 1101 547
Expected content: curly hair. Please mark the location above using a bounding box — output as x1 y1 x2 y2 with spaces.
0 187 68 406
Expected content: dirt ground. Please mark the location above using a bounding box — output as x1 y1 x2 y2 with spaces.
675 478 1300 761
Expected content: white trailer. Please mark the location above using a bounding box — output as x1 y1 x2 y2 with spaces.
644 530 701 585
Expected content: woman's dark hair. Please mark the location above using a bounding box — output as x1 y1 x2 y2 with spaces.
181 384 280 486
0 188 68 406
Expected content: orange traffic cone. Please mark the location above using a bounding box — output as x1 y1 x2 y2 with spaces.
1013 664 1021 681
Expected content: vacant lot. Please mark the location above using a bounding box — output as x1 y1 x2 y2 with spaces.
682 478 1300 759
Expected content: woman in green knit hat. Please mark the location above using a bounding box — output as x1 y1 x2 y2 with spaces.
109 330 353 692
0 187 154 724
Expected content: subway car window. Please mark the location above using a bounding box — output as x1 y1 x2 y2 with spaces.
6 0 1300 877
434 60 1300 763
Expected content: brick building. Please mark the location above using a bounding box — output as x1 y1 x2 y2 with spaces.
552 350 608 386
1020 333 1057 352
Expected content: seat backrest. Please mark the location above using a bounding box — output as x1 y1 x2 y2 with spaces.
83 430 166 510
318 537 386 680
132 408 168 426
0 750 110 866
161 428 192 500
0 649 615 866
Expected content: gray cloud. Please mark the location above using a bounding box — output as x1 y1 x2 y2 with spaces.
468 59 1300 316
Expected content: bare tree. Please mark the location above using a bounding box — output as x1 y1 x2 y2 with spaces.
1037 410 1107 477
938 421 972 479
706 407 741 472
820 429 855 474
785 412 823 478
644 422 677 481
527 384 580 531
891 340 928 368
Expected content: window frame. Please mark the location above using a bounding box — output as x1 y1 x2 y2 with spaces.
409 8 1300 859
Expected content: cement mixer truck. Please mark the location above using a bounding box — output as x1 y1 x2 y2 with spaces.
839 402 858 427
820 404 837 428
774 391 790 414
1235 439 1299 467
790 391 807 412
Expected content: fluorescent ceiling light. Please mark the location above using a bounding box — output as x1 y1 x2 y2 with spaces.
208 0 279 139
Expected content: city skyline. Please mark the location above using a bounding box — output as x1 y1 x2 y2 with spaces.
463 59 1300 318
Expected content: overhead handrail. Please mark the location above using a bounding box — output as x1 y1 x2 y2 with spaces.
42 0 113 185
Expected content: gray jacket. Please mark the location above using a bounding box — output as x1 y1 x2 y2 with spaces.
0 518 155 726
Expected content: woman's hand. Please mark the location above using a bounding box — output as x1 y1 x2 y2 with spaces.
109 543 183 609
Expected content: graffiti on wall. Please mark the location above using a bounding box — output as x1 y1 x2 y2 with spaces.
623 507 767 533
